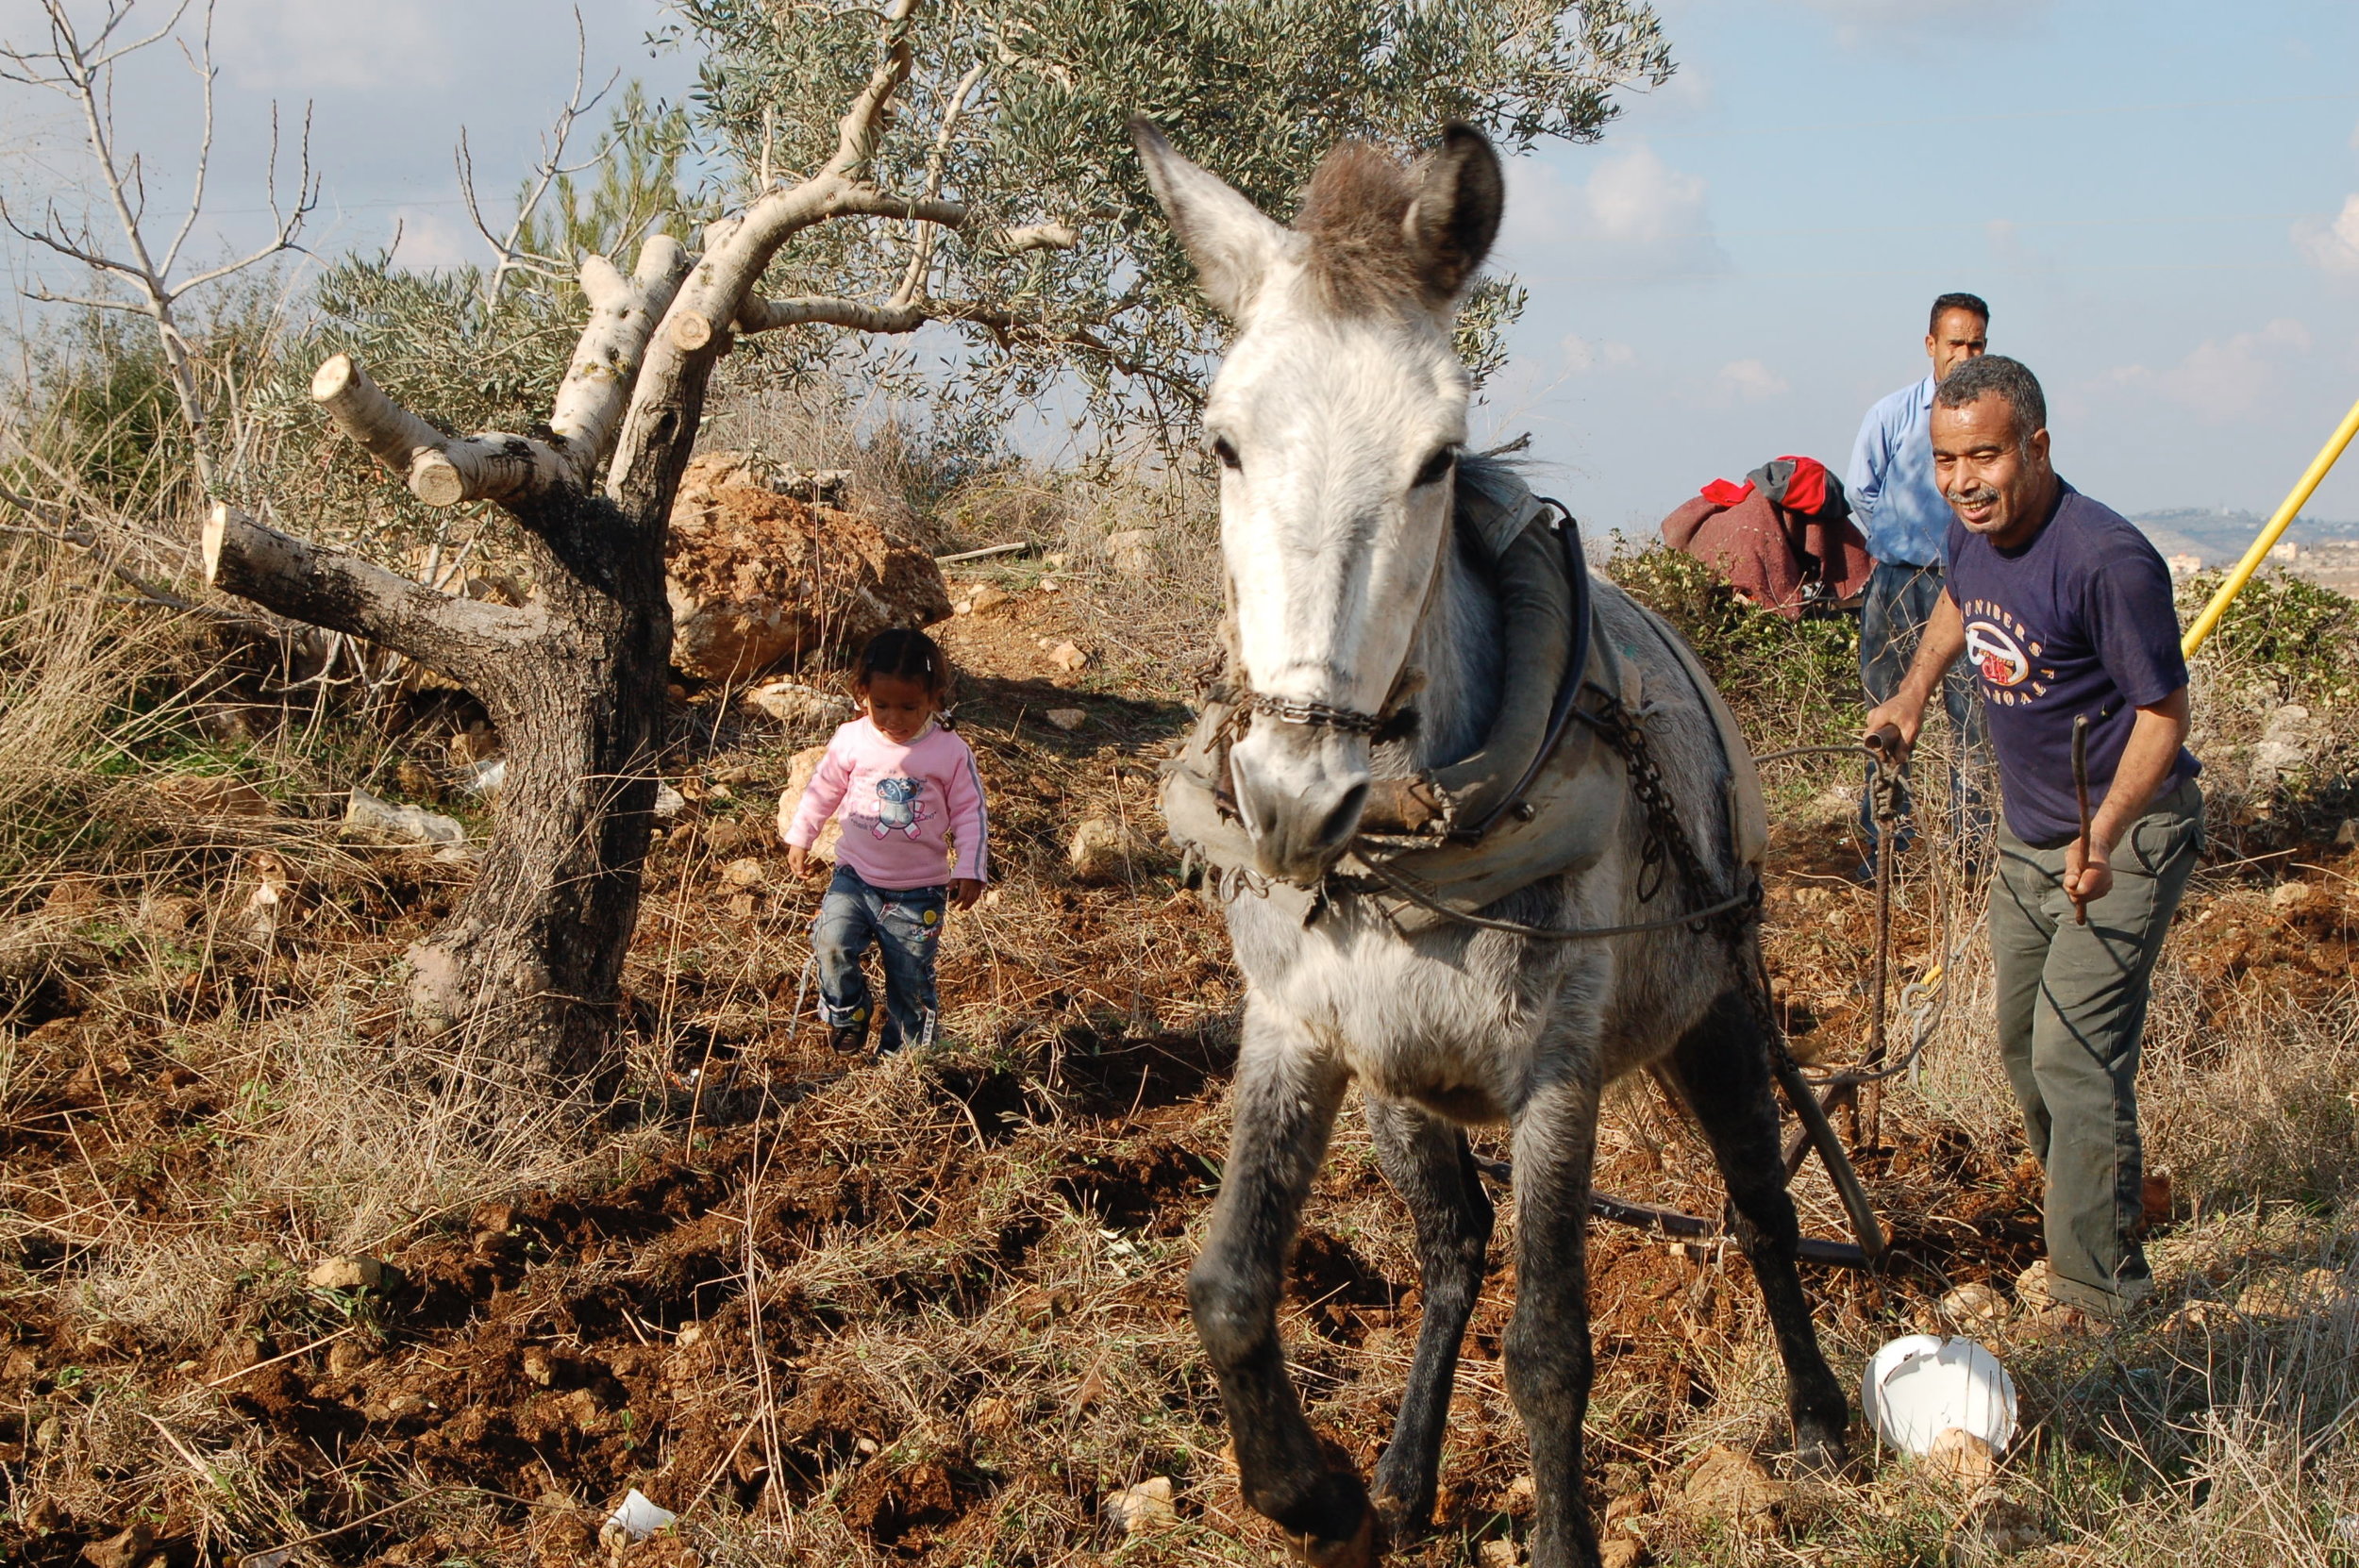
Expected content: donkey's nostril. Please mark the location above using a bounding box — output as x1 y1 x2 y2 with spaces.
1314 782 1369 852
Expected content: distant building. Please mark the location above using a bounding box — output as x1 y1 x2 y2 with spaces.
2167 552 2203 578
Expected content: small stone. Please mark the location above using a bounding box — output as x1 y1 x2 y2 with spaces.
654 782 690 821
745 680 850 731
1104 1476 1176 1536
1939 1281 2012 1330
1106 528 1157 577
1045 708 1088 731
721 858 766 889
727 892 759 920
2014 1259 2055 1311
1598 1539 1647 1568
306 1255 386 1293
1047 641 1091 673
1924 1426 1999 1490
2337 819 2358 848
1680 1444 1788 1531
2236 1266 2352 1318
1476 1539 1521 1568
2160 1298 2235 1334
1009 1286 1079 1326
20 1495 62 1534
522 1346 558 1386
80 1523 156 1568
675 1322 705 1347
2270 880 2317 913
1502 1474 1535 1512
1969 1495 2052 1553
1068 817 1133 884
33 1413 66 1451
326 1338 373 1377
1038 576 1061 593
968 585 1011 615
970 1394 1016 1436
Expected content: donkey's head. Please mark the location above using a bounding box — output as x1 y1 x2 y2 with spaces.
1135 121 1502 884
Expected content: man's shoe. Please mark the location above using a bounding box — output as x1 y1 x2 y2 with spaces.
828 1025 868 1055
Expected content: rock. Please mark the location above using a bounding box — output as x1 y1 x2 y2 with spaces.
1068 817 1135 884
2270 880 2317 913
2159 1298 2236 1334
1044 708 1087 731
2249 704 2315 791
522 1346 558 1386
326 1337 373 1377
655 782 690 821
2014 1259 2055 1311
970 1394 1016 1436
80 1523 155 1568
20 1495 61 1534
1475 1540 1521 1567
721 858 766 890
1969 1494 2051 1553
1680 1444 1788 1531
746 679 851 732
2236 1266 2352 1318
1047 641 1091 674
151 774 273 817
1939 1281 2012 1330
667 451 951 682
1598 1539 1647 1568
1103 1476 1176 1536
967 585 1011 615
1105 527 1157 577
2337 819 2358 848
306 1255 386 1293
778 744 843 861
1502 1474 1535 1512
343 788 465 846
1924 1426 1999 1490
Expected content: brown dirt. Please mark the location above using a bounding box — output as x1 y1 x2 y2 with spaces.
5 570 2355 1565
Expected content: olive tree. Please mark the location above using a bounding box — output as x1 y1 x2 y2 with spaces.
198 0 1671 1094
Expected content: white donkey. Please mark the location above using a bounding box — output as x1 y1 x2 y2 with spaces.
1135 120 1849 1568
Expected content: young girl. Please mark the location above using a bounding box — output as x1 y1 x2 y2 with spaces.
780 628 988 1055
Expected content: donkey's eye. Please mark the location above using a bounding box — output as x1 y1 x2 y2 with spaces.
1412 445 1459 489
1211 436 1242 472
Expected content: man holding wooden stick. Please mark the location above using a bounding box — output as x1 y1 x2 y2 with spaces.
1865 355 2202 1324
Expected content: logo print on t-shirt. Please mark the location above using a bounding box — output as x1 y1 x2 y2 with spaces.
1965 618 2031 688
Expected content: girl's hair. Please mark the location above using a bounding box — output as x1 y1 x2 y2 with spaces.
854 626 950 697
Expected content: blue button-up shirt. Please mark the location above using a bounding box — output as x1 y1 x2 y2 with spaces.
1847 375 1951 569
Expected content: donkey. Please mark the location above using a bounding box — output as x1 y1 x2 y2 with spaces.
1134 121 1849 1568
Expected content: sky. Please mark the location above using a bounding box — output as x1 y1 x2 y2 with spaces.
4 0 2358 542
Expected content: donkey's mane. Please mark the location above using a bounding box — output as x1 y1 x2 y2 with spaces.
1294 141 1421 315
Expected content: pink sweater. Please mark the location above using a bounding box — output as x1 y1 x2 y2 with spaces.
780 717 990 889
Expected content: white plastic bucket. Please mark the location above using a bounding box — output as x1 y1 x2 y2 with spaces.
1862 1334 2018 1456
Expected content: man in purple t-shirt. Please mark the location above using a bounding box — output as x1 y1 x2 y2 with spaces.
1865 356 2202 1325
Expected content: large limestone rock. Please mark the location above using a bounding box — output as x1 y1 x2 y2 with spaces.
666 452 951 683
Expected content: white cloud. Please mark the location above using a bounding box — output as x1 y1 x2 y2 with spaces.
1715 359 1790 404
2103 318 2311 421
1499 145 1726 282
1562 334 1638 375
2296 195 2359 275
384 207 477 272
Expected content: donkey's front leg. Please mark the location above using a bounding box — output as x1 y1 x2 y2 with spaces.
1506 1076 1606 1568
1190 1005 1370 1563
1365 1094 1493 1536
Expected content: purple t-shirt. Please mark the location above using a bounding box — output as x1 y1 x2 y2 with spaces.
1946 481 2200 848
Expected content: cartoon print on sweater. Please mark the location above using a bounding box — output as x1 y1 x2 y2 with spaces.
869 776 929 840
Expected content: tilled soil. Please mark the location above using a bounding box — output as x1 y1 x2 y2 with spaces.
4 578 2355 1565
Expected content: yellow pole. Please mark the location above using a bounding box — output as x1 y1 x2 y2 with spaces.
2182 392 2359 658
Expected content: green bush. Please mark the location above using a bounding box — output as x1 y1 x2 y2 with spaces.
2182 567 2359 705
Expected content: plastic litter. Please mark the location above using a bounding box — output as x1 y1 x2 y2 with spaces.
1862 1334 2017 1456
603 1487 678 1542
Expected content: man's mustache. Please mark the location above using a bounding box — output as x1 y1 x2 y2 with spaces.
1949 486 2000 508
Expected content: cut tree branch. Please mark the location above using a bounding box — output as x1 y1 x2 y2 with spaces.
311 234 687 509
202 505 542 682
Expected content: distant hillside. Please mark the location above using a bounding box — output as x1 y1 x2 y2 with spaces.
2131 508 2359 567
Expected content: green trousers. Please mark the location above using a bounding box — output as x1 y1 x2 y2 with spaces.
1989 777 2202 1316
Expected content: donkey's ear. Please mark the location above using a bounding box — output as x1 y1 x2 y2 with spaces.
1403 123 1503 306
1131 117 1291 318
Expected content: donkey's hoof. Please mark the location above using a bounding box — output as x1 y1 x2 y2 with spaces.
1788 1433 1849 1477
1287 1507 1377 1568
1368 1487 1423 1545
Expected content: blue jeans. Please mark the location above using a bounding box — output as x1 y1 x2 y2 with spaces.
811 865 945 1052
1860 560 1992 859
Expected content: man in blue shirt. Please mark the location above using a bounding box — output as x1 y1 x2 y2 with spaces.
1849 293 1994 865
1866 356 2202 1325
